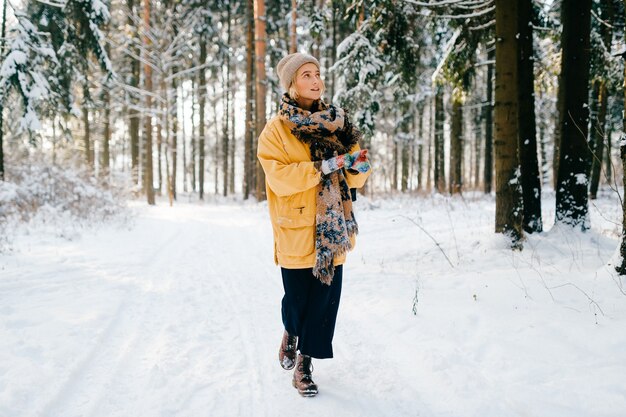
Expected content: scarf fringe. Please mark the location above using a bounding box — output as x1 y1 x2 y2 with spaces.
312 238 353 286
313 225 358 286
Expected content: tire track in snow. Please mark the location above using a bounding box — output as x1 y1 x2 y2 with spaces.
194 228 269 417
38 226 186 417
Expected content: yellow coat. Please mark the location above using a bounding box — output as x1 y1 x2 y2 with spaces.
257 115 371 269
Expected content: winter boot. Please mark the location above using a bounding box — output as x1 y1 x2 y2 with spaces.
279 330 298 370
292 354 318 397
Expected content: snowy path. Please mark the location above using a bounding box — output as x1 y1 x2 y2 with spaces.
1 196 626 417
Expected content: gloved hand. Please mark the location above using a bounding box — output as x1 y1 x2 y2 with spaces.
347 149 371 174
321 152 354 175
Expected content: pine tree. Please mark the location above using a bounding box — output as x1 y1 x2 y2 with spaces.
0 12 55 135
332 27 384 138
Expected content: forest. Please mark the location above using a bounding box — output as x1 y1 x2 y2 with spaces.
2 2 626 415
1 0 626 260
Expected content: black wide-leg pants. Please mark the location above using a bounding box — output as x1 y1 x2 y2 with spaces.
280 265 343 359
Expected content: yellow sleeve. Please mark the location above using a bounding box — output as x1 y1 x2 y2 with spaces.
257 124 322 197
344 143 372 189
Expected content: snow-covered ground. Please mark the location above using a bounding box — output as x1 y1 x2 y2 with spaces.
1 192 625 417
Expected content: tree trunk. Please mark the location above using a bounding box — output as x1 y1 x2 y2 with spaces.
589 0 614 200
171 71 178 200
102 89 111 175
82 94 93 169
449 93 463 194
329 3 337 101
181 83 187 193
223 6 231 197
434 86 446 193
213 83 220 195
589 81 608 200
128 0 140 184
427 97 433 191
143 0 155 204
417 106 424 191
358 2 365 29
198 37 207 200
222 84 229 197
554 0 592 229
484 47 494 194
0 0 7 180
517 0 542 233
244 0 255 199
553 54 566 189
191 77 197 192
494 0 523 245
606 119 612 185
163 79 173 205
473 107 482 189
390 133 397 191
157 98 163 195
618 0 626 274
619 138 626 274
290 0 297 53
254 0 267 201
101 41 112 175
538 122 548 186
230 92 236 195
0 104 3 181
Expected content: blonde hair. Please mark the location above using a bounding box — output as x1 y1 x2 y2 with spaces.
288 74 326 101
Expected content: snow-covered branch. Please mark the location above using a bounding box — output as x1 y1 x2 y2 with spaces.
401 0 491 7
32 0 66 8
431 26 462 83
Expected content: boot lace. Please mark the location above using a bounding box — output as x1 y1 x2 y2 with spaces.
298 355 314 382
284 334 297 353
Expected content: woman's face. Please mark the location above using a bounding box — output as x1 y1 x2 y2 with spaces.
294 63 322 102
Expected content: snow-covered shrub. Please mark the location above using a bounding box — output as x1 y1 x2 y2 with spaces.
0 153 131 249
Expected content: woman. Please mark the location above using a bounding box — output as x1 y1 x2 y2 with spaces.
257 52 371 397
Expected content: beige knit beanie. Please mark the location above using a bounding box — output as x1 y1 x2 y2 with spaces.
276 52 321 92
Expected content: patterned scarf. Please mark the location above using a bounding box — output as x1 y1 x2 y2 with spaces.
278 93 362 285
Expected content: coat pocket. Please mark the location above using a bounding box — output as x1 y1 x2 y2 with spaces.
275 215 316 257
276 193 314 218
